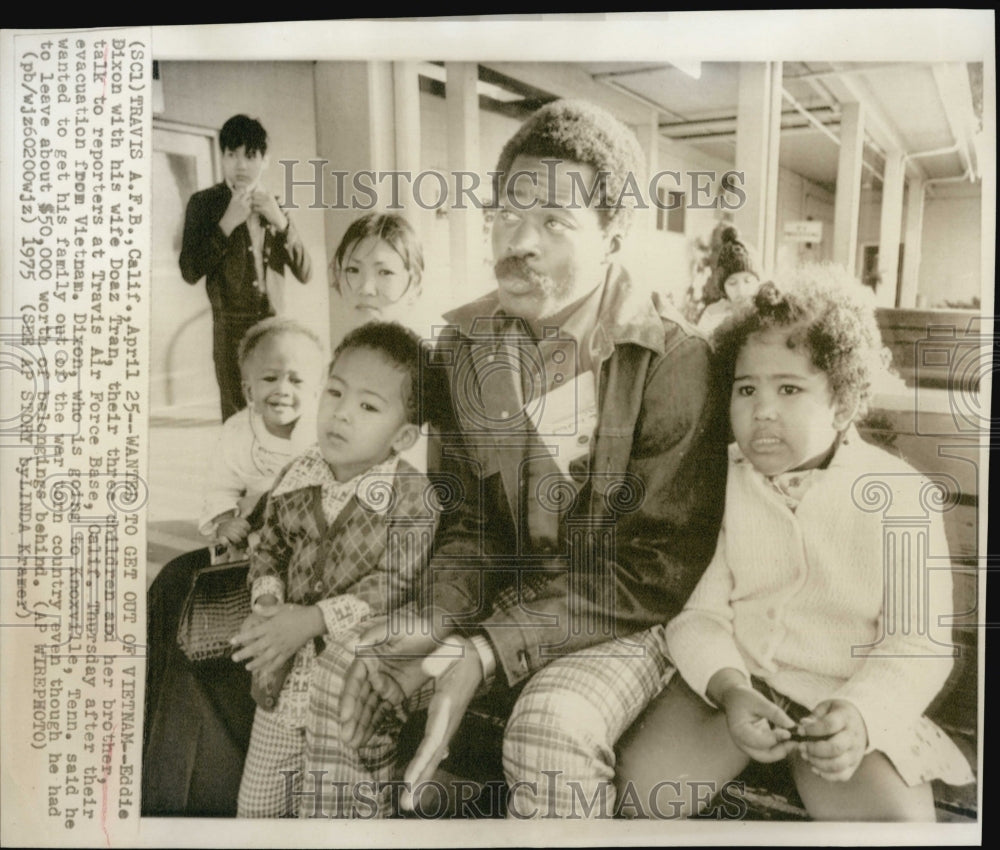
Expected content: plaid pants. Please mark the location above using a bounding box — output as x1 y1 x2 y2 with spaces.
301 624 672 819
300 625 433 818
237 707 306 817
502 625 674 818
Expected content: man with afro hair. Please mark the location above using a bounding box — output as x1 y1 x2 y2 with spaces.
307 99 728 819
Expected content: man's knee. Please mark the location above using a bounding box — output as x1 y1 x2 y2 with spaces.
503 682 611 777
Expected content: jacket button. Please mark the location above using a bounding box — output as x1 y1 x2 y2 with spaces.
265 696 275 708
314 581 324 593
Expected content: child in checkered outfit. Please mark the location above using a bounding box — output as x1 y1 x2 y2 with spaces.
231 321 441 817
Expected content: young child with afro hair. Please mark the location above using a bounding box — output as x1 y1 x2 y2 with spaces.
615 263 974 821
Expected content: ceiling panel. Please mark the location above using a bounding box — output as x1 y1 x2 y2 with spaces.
573 60 981 189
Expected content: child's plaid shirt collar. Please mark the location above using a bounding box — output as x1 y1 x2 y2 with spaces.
271 445 401 523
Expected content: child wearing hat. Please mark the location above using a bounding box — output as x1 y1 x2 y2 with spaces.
697 226 761 334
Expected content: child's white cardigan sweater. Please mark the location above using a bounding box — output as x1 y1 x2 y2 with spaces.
667 429 973 786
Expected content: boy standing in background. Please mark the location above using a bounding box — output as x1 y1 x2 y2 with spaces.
180 114 312 421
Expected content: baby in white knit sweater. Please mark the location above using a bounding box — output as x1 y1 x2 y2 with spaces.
615 265 973 821
201 317 327 546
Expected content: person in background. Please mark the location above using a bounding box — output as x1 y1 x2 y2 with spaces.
696 226 761 334
329 212 425 329
180 114 313 421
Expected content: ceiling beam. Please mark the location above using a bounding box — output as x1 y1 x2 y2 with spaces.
596 76 691 123
931 63 979 180
591 64 673 80
824 63 929 182
663 123 838 143
659 106 837 135
785 63 930 82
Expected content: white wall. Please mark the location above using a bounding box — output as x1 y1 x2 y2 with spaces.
418 89 524 312
917 188 982 308
624 136 736 309
858 182 982 308
774 169 835 273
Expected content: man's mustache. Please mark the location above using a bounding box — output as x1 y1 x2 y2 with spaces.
494 255 547 286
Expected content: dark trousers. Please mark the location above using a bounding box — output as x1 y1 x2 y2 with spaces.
142 549 256 816
212 309 272 422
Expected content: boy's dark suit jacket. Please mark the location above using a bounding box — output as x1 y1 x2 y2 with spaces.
179 181 312 316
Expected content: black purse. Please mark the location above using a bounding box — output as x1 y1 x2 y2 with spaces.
176 542 252 663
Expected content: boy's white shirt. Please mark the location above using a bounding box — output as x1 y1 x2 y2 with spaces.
199 406 316 537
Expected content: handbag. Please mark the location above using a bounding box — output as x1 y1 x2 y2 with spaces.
176 542 252 663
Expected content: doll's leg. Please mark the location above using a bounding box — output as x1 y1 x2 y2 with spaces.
790 750 935 822
614 674 750 819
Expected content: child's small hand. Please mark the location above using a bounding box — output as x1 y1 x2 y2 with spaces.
230 603 325 679
216 516 251 546
721 685 797 763
220 189 252 235
796 699 868 782
236 610 269 636
250 189 287 231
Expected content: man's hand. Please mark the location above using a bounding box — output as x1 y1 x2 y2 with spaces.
796 699 868 782
230 603 325 679
250 189 287 231
219 188 252 236
339 613 459 748
399 638 484 812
